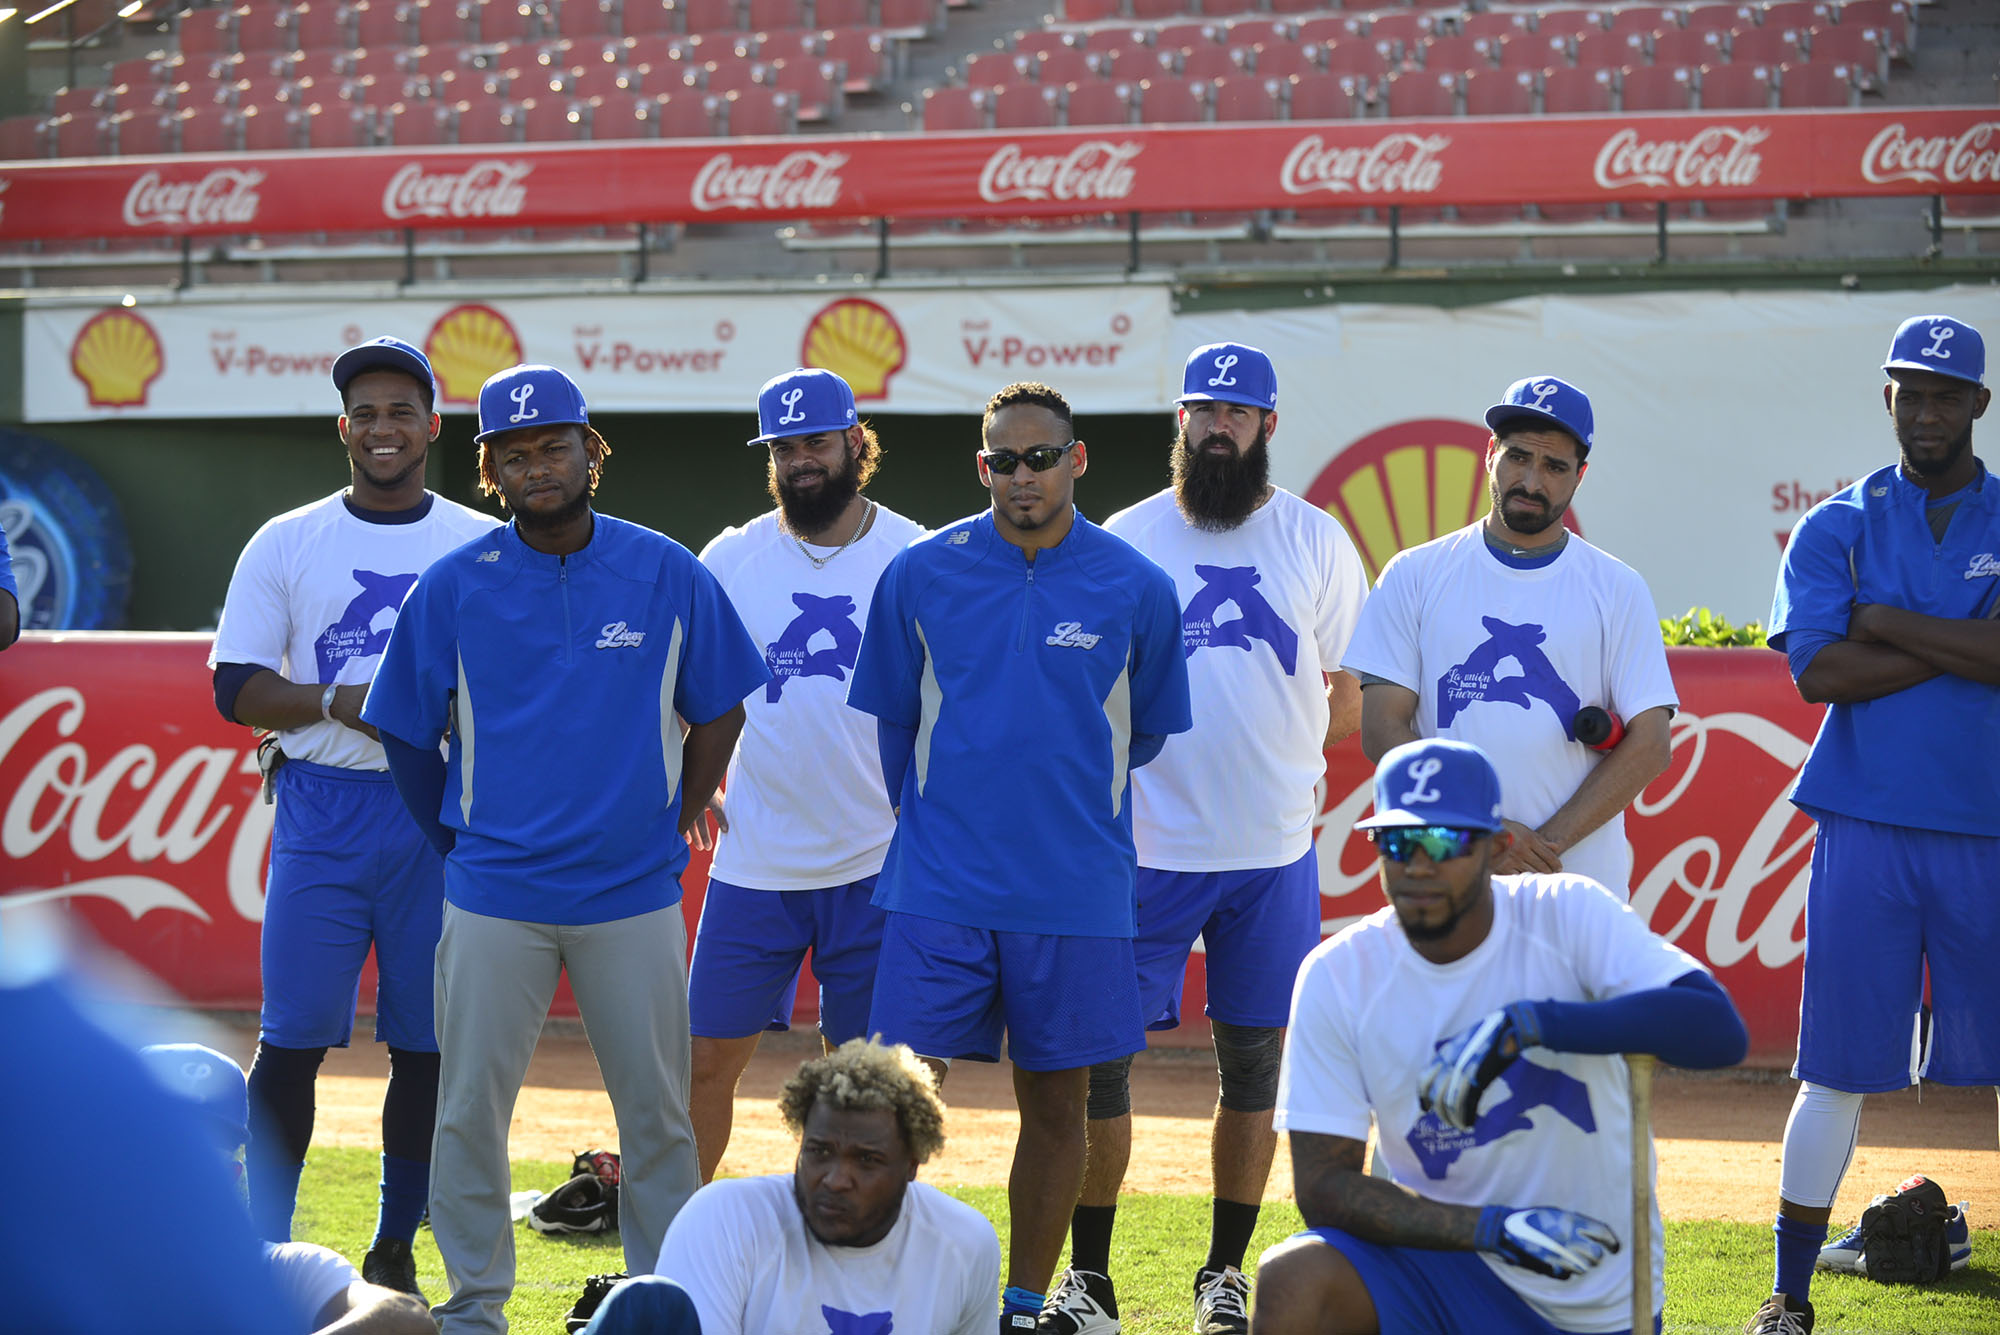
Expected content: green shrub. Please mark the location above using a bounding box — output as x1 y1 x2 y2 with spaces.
1660 607 1768 647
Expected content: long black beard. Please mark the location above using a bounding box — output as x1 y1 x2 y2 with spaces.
1487 475 1568 537
769 450 862 537
1173 423 1271 532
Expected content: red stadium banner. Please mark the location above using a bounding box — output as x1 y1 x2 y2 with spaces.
1 633 1820 1061
1 108 1994 242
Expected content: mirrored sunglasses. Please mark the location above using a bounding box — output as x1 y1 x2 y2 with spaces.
1367 825 1484 864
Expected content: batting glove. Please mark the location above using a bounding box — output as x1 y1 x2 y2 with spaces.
1475 1205 1620 1280
1417 1002 1544 1130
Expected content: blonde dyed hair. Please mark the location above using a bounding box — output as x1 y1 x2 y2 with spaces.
778 1038 946 1164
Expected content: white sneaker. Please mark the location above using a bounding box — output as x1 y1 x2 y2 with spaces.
1040 1267 1120 1335
1193 1265 1251 1334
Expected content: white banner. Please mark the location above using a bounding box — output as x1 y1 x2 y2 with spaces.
1173 284 2000 624
24 284 1175 421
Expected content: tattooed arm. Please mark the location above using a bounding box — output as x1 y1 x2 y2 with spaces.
1290 1132 1482 1247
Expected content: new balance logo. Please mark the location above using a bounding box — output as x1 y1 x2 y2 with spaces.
1966 553 2000 579
1046 621 1102 649
595 621 646 649
945 529 970 545
474 550 501 563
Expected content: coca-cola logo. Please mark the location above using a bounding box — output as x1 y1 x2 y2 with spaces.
977 141 1142 204
382 160 533 221
121 168 265 228
691 151 847 213
1593 125 1768 190
1280 132 1449 197
1860 120 2000 186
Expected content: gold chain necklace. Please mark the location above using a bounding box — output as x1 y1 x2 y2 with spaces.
789 499 874 570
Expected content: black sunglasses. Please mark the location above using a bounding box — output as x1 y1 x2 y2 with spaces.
981 441 1079 474
1367 826 1485 864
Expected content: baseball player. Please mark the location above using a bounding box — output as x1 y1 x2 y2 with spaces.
0 516 18 649
1750 314 2000 1335
1342 375 1678 899
1254 738 1747 1335
1045 343 1369 1335
207 336 498 1296
687 368 924 1183
846 381 1193 1333
362 363 770 1333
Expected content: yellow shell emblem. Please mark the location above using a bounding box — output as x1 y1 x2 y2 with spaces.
70 308 164 409
800 298 906 401
424 304 523 405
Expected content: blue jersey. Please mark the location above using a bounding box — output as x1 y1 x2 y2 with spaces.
1770 460 2000 836
847 510 1192 937
363 514 770 925
0 518 15 601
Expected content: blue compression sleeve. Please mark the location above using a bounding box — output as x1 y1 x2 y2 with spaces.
1523 970 1747 1069
877 718 915 804
212 662 267 725
379 732 455 857
1780 626 1841 682
1130 730 1167 769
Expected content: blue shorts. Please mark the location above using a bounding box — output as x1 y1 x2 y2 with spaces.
866 911 1146 1071
1300 1228 1659 1335
687 876 884 1044
261 759 445 1052
1797 810 2000 1091
1135 848 1322 1030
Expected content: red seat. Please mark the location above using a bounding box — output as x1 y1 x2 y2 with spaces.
1035 45 1098 85
412 0 473 45
1156 21 1221 50
176 105 239 153
1365 11 1433 48
816 0 874 26
1540 62 1615 112
1209 73 1284 121
623 0 680 36
1382 69 1458 117
1194 0 1259 17
1608 6 1683 35
1764 1 1832 26
1136 75 1208 123
589 93 652 138
238 101 300 149
1463 66 1536 115
1055 0 1120 20
1295 15 1363 47
352 0 411 48
0 114 47 160
1223 19 1290 48
1418 34 1489 71
1534 9 1608 42
1286 70 1363 120
1013 29 1075 58
1575 29 1648 68
1266 0 1320 14
111 56 166 87
919 84 987 129
1496 33 1570 68
302 99 372 147
1684 2 1754 31
519 94 590 138
769 56 845 120
409 41 473 76
962 50 1032 86
233 72 304 106
112 108 177 154
702 54 768 94
1083 27 1151 55
1102 47 1177 81
454 98 514 143
237 6 293 54
293 48 349 81
682 0 743 31
876 0 941 38
748 0 807 31
383 100 454 143
823 27 889 91
1252 41 1322 80
177 9 235 61
1620 62 1694 109
1806 23 1886 84
50 112 109 157
760 29 825 61
721 86 797 135
349 46 409 82
1727 23 1802 63
1652 26 1726 65
1697 60 1773 107
47 86 106 116
1181 45 1246 80
1833 0 1911 56
1321 38 1393 79
1062 79 1133 126
1127 0 1185 20
653 89 724 135
1463 11 1531 40
991 81 1061 127
559 0 620 38
1777 57 1856 106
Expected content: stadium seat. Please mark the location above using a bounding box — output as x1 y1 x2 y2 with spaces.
992 81 1062 127
568 62 639 97
1127 0 1185 21
1156 21 1221 50
1210 73 1284 121
761 28 826 61
383 99 454 143
1013 29 1074 58
919 84 987 129
623 0 679 35
963 50 1033 86
176 105 240 153
234 72 305 106
653 89 724 135
1684 3 1754 32
47 86 106 116
721 86 797 135
1461 11 1531 41
1833 0 1911 57
1608 6 1683 35
1418 34 1490 71
410 42 474 77
177 8 235 62
1496 33 1571 69
1321 39 1394 79
1084 27 1152 55
1806 23 1887 85
1540 63 1615 112
1252 41 1323 80
349 46 408 82
351 2 409 49
1382 69 1458 117
1651 26 1725 66
1296 15 1363 47
1224 19 1290 49
293 48 349 81
1727 24 1803 64
877 0 942 39
1182 45 1248 81
518 94 590 138
702 54 769 95
1286 70 1364 120
1062 79 1134 126
683 0 744 32
454 99 515 143
769 56 845 120
1195 0 1260 18
1698 60 1774 107
823 28 890 91
1265 0 1321 14
1763 1 1833 27
111 108 176 154
1055 0 1120 21
413 0 475 46
816 0 875 26
237 6 293 54
49 112 107 158
1136 76 1208 123
1575 29 1649 68
0 113 47 160
110 55 166 88
302 99 373 147
238 101 301 149
1777 58 1857 106
1534 9 1609 42
1102 47 1178 81
1365 11 1434 49
1619 62 1695 109
559 0 621 39
1035 45 1098 85
748 0 808 31
1463 66 1536 115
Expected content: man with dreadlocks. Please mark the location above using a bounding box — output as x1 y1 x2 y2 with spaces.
365 363 770 1334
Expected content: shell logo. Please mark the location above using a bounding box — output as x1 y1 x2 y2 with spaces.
1304 419 1583 579
424 304 524 405
69 308 165 409
800 298 906 401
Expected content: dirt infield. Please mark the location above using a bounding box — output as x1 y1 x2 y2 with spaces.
249 1027 2000 1227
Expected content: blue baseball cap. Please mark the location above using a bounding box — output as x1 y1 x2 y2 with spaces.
331 335 437 403
1883 315 1984 385
1355 738 1506 833
1176 342 1278 411
476 364 590 444
139 1043 248 1151
749 367 858 446
1484 375 1595 455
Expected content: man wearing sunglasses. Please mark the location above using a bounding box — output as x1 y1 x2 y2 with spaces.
1043 343 1371 1335
1253 738 1746 1335
847 380 1193 1334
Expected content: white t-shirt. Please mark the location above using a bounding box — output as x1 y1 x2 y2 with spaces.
1104 488 1370 871
699 506 923 890
655 1173 1000 1335
1340 524 1678 895
210 491 499 770
262 1240 359 1331
1276 875 1700 1333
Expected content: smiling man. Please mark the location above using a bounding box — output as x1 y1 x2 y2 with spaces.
1342 375 1677 900
363 363 770 1333
638 1040 999 1335
207 336 498 1294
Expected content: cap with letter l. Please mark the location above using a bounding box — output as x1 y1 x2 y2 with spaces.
1883 314 1985 385
1176 341 1278 410
331 335 438 402
138 1042 249 1151
1483 375 1595 456
748 367 859 446
1354 737 1506 833
476 363 591 444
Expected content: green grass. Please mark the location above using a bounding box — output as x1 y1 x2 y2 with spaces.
296 1147 2000 1334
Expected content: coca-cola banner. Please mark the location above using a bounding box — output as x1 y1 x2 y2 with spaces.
0 109 1993 241
3 633 1822 1063
23 285 1173 420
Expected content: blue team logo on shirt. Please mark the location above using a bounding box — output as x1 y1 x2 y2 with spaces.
313 570 419 683
1404 1056 1596 1180
1180 564 1299 675
764 592 863 702
1436 617 1583 740
822 1307 892 1334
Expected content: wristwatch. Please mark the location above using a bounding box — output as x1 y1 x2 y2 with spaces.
321 682 339 722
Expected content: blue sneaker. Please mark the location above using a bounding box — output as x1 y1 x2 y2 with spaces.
1946 1203 1972 1272
1816 1220 1866 1274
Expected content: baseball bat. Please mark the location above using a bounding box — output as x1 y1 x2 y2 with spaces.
1627 1053 1658 1335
